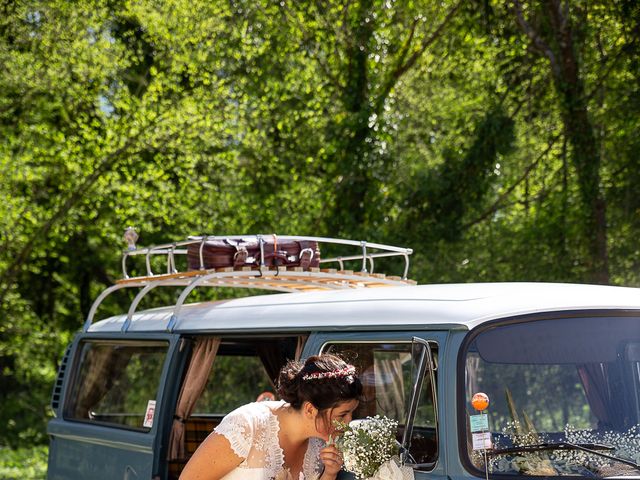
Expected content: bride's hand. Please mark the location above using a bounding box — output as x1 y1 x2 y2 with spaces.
319 444 343 478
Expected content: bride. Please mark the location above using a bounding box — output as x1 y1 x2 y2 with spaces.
180 354 362 480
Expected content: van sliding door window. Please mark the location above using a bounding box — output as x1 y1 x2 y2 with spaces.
324 342 438 470
64 340 168 430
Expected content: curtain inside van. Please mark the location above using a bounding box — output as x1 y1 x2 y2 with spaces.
256 335 308 386
577 363 631 431
169 337 221 460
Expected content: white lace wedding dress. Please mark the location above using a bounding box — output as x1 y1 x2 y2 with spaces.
214 400 324 480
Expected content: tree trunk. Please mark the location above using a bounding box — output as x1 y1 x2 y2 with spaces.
329 0 375 235
513 0 609 283
557 80 609 284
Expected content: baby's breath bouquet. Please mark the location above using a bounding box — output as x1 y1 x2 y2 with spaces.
335 415 414 480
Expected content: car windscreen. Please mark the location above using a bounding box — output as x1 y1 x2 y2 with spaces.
462 315 640 477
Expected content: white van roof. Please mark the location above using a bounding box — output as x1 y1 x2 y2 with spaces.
89 282 640 333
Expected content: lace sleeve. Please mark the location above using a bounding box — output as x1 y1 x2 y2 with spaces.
214 405 255 459
304 437 325 479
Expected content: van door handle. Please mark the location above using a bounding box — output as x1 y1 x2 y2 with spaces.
123 465 138 480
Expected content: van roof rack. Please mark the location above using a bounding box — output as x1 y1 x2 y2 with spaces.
84 234 415 332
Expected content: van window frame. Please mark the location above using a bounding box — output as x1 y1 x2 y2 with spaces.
62 333 179 434
309 330 446 474
456 309 640 479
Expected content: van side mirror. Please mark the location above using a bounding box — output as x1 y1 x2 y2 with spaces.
400 337 438 467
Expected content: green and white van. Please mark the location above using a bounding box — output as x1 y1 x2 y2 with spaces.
47 235 640 479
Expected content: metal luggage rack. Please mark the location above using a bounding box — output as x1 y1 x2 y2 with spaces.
84 233 415 332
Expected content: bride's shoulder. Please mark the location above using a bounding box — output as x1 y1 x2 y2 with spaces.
228 399 284 419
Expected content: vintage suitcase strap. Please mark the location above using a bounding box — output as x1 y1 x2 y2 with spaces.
255 239 319 269
187 237 320 270
224 238 250 267
297 240 317 269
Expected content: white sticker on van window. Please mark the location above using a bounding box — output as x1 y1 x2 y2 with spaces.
469 414 489 432
143 400 156 428
472 432 492 450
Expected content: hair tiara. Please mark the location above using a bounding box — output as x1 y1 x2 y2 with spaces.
302 365 356 381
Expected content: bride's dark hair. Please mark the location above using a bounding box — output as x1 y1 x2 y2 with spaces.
277 353 362 410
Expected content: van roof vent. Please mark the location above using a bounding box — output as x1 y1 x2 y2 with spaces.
50 343 72 415
84 234 416 331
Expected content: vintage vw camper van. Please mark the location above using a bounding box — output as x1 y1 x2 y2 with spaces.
47 235 640 479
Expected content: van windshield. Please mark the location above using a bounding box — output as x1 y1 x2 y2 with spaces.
462 315 640 477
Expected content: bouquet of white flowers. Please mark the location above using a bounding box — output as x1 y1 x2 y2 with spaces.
335 415 415 480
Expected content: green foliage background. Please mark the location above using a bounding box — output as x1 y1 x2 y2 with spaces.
0 446 47 480
0 0 638 462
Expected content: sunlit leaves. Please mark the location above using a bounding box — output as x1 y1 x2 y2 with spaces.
0 0 639 449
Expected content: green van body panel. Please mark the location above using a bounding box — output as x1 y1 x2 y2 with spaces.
47 332 184 480
47 283 640 480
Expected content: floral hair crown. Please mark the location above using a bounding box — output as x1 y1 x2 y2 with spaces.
302 365 356 381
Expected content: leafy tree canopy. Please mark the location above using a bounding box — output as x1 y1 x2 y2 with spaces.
0 0 638 446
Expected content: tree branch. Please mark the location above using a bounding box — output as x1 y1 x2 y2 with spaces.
511 0 562 78
397 0 462 80
279 2 344 92
0 110 184 306
371 18 417 114
585 35 637 102
463 134 561 229
374 0 463 114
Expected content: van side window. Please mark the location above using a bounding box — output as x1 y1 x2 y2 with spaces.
324 342 438 469
193 353 274 414
64 340 168 430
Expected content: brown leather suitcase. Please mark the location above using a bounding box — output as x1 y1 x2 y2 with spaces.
187 237 320 270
